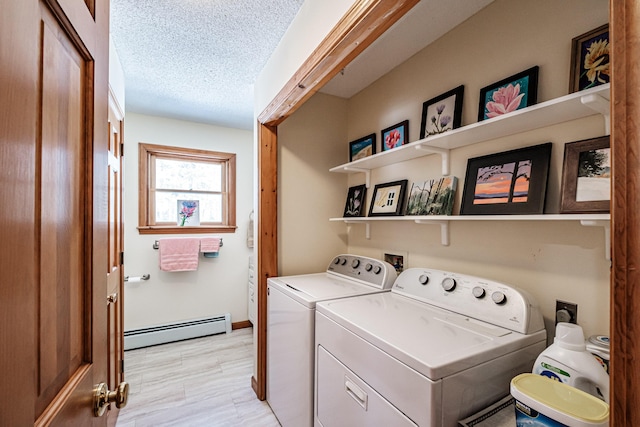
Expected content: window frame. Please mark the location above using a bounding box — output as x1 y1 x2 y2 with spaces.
138 143 237 234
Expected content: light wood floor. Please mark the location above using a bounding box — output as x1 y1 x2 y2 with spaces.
116 328 281 427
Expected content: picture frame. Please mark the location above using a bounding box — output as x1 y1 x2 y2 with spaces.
560 136 610 213
460 143 552 215
343 184 367 217
368 179 408 216
177 200 200 226
478 66 539 122
349 133 376 162
381 120 409 152
569 24 609 93
406 176 458 216
420 85 464 139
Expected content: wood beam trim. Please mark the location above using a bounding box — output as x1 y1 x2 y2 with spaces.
258 0 419 126
611 0 640 424
255 122 278 401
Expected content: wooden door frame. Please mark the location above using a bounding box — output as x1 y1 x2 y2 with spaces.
610 1 640 424
256 1 638 424
253 0 419 401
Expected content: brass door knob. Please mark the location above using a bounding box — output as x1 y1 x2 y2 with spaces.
93 381 129 417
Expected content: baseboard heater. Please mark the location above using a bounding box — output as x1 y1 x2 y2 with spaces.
124 313 231 350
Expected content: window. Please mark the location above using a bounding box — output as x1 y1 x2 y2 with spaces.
138 143 236 234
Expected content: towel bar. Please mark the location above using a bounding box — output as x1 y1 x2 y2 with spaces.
152 238 223 249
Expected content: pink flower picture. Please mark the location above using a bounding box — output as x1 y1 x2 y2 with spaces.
381 120 408 152
479 66 538 122
485 83 525 118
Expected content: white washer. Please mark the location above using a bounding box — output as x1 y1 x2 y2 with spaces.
267 254 397 427
315 267 547 427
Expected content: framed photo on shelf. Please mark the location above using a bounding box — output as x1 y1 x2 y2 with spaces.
478 66 539 122
381 120 409 152
406 176 458 216
343 184 367 217
569 24 610 93
420 85 464 139
560 136 610 213
368 179 408 216
460 142 552 215
349 133 376 162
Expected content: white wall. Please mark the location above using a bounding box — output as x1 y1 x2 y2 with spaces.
344 0 610 339
123 113 254 330
278 93 349 275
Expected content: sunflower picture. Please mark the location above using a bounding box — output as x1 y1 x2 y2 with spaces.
570 24 610 93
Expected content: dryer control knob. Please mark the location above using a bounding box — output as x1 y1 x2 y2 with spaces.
491 291 507 305
351 259 360 268
472 286 486 298
333 258 341 265
365 263 373 272
373 265 382 274
441 277 456 292
340 258 347 266
418 274 429 285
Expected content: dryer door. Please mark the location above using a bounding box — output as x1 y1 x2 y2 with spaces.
316 346 417 427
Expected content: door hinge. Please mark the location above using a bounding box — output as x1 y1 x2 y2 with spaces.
120 142 124 156
121 359 125 374
120 251 124 266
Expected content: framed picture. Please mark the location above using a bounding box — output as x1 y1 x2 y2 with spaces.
478 66 539 122
368 179 408 216
381 120 409 151
569 24 609 93
177 200 200 226
349 133 376 162
406 176 458 216
343 184 367 217
460 143 552 215
560 136 610 213
419 85 464 139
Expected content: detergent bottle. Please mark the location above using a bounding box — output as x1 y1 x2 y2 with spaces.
532 322 610 403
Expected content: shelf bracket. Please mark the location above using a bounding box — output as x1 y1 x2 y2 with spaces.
343 167 371 188
580 219 610 261
415 145 451 176
414 219 450 246
344 220 371 239
580 93 610 135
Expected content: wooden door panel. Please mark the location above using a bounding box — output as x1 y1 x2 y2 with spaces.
0 0 109 424
37 4 90 417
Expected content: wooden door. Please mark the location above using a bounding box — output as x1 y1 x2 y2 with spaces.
106 93 125 427
0 0 112 425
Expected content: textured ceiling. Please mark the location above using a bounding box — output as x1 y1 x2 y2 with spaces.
110 0 305 130
110 0 494 130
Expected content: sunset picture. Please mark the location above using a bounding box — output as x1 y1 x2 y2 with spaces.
473 160 531 204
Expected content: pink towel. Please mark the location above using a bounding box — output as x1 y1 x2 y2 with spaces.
158 238 200 272
200 237 221 253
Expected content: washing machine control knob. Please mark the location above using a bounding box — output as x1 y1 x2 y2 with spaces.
365 263 373 272
472 286 486 298
418 274 429 285
351 259 360 268
441 277 456 292
333 258 341 265
340 258 347 266
373 265 382 274
491 291 507 305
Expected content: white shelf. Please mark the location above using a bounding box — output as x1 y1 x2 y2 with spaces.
332 214 611 259
330 84 610 183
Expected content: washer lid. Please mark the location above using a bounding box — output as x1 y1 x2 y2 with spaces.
268 273 389 308
316 292 546 379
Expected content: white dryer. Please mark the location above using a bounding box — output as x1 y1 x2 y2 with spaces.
267 254 397 427
315 267 547 427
